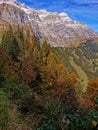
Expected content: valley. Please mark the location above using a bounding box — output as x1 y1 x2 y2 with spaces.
0 0 98 130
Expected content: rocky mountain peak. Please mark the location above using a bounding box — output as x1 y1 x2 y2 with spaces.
0 0 98 46
0 0 17 4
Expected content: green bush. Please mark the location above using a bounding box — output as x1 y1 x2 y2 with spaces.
3 80 24 100
37 119 56 130
0 89 11 130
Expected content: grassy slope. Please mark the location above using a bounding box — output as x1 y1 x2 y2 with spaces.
69 57 88 81
52 40 98 82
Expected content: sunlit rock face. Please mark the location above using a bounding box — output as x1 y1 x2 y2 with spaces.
0 0 98 46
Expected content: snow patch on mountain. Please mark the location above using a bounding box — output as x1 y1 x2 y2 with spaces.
0 0 98 47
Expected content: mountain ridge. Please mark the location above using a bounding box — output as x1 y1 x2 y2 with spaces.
0 0 98 46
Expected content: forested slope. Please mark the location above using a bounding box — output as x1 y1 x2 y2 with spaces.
0 26 98 130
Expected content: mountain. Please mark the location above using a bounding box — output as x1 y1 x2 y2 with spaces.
0 0 98 46
0 1 98 129
0 0 98 81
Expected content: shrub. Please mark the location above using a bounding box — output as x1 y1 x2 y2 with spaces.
0 89 10 130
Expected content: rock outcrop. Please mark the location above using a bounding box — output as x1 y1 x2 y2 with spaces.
0 0 98 46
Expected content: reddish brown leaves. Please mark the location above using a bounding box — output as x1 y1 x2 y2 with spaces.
19 56 36 85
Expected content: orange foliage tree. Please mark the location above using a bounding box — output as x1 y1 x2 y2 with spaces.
81 77 98 109
69 72 78 88
87 77 98 102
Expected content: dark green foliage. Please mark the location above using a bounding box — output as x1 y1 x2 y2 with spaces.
18 91 36 114
37 119 56 130
0 73 5 85
2 27 21 61
67 108 98 130
94 98 98 105
15 26 25 57
0 89 11 130
2 80 24 100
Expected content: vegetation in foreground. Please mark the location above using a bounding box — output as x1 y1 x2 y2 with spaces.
0 26 98 130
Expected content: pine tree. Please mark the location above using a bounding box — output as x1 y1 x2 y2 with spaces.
2 26 21 61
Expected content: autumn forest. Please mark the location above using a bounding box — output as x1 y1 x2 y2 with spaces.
0 26 98 130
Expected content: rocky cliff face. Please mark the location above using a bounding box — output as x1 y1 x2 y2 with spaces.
0 0 98 46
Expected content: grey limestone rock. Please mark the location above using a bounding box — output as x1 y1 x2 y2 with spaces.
0 0 98 46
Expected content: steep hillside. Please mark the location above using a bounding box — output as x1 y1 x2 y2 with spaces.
0 26 98 130
0 1 98 129
52 40 98 82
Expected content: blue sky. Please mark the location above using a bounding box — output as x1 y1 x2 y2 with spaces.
18 0 98 32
